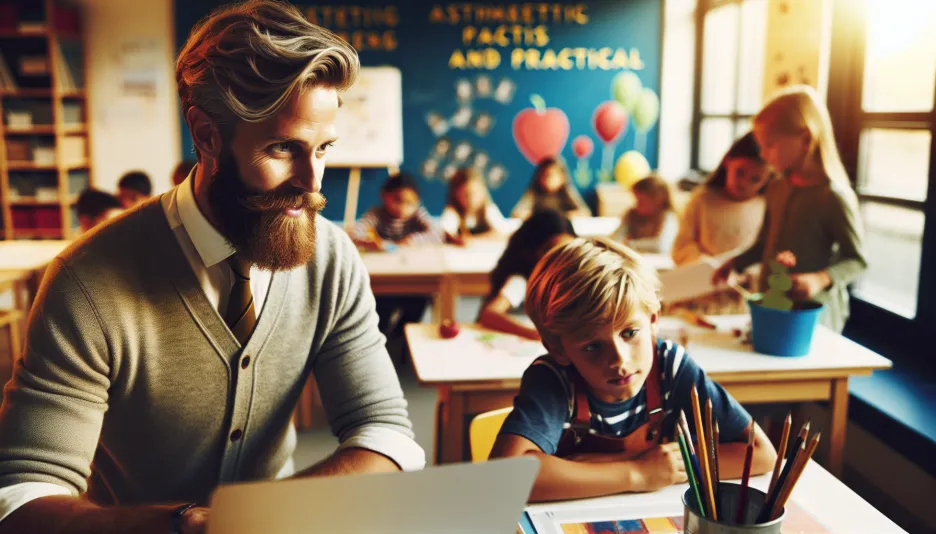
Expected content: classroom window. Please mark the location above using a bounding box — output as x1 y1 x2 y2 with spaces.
693 0 768 171
831 0 936 320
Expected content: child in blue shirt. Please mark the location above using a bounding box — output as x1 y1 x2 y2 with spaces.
491 237 777 502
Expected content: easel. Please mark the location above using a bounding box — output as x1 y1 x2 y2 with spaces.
342 163 401 229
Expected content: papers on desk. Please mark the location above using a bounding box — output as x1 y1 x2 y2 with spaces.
521 473 830 534
657 257 725 303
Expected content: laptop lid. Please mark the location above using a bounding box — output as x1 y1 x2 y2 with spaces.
208 457 539 534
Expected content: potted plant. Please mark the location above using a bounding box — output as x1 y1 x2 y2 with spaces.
747 251 823 357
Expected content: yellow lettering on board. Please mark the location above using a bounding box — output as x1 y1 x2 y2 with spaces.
540 48 558 69
462 26 478 45
429 5 445 23
449 49 467 69
611 48 630 69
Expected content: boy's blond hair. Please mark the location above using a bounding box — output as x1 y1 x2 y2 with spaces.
525 237 661 353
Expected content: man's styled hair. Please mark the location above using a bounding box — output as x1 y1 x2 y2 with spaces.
525 237 661 353
176 0 359 146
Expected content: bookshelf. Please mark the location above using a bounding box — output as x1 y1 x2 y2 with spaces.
0 0 90 240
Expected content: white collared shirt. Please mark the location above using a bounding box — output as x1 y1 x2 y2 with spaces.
0 169 424 523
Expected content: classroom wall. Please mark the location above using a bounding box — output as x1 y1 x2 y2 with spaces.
174 1 663 221
762 0 833 99
79 0 181 195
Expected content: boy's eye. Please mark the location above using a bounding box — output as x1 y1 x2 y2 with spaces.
582 342 601 353
620 329 639 340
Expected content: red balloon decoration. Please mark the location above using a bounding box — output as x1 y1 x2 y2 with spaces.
572 135 594 158
592 101 628 144
512 95 570 165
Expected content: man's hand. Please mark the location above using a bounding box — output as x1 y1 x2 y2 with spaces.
180 506 210 534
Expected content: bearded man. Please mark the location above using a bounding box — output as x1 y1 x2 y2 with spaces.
0 2 424 533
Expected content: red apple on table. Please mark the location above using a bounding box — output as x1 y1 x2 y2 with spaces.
439 319 460 339
512 94 570 164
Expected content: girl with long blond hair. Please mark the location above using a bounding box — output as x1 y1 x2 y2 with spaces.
713 85 867 332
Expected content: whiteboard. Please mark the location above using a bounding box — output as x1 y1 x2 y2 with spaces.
328 66 403 167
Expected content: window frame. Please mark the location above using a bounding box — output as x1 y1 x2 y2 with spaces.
826 0 936 353
690 0 760 172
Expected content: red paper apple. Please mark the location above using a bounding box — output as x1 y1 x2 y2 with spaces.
572 135 594 158
593 101 628 144
512 94 570 165
439 319 460 339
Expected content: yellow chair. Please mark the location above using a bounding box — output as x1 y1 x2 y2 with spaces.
469 407 513 462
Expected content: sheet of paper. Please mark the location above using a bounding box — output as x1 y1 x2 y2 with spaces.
657 258 723 303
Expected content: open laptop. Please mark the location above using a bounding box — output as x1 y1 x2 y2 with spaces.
208 457 539 534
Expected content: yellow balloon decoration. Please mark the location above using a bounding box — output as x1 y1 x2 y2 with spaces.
614 150 652 188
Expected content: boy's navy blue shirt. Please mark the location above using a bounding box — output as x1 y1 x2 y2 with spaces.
499 339 750 454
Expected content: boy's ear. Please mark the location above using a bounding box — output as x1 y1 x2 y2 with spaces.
650 311 660 338
544 338 572 365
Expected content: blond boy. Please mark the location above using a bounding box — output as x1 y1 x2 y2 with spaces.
491 237 776 502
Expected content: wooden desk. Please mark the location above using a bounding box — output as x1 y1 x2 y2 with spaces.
359 246 451 320
524 460 905 533
405 318 892 476
0 240 71 346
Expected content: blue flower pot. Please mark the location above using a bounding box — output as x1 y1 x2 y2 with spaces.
748 300 823 357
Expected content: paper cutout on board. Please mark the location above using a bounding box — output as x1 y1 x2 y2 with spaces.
611 71 643 114
493 77 516 104
472 151 490 170
426 111 449 137
472 111 494 136
614 150 652 187
487 164 508 189
433 137 452 158
455 78 473 102
441 163 458 181
513 94 570 165
421 158 440 179
451 106 473 129
475 74 493 98
452 141 473 163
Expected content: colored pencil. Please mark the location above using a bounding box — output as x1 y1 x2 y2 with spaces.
680 411 705 497
737 427 755 524
768 412 792 496
677 424 706 518
770 432 821 520
690 386 717 520
758 421 809 523
708 402 720 514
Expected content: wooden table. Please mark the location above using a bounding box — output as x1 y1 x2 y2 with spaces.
0 240 71 347
405 317 892 476
523 460 905 533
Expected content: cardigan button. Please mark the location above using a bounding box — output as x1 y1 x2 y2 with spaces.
230 429 243 442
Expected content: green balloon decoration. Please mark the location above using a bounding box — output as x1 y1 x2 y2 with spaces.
611 72 643 114
633 88 661 133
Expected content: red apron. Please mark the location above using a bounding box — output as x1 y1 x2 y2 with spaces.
554 345 665 459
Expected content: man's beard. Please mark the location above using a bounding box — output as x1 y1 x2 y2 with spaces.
208 151 326 271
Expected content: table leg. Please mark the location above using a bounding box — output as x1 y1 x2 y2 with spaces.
828 378 849 478
441 391 466 464
439 276 456 323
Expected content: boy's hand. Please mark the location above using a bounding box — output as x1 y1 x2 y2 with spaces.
180 506 209 534
632 443 687 491
711 259 736 286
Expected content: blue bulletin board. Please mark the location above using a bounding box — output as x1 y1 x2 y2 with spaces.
175 1 662 220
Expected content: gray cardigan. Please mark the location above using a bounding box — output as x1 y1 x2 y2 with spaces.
0 199 416 505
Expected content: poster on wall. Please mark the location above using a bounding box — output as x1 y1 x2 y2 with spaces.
176 1 662 217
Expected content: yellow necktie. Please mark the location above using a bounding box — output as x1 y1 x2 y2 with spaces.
224 255 257 345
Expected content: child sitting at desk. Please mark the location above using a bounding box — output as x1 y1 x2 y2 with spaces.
352 172 443 249
440 167 510 244
511 157 591 220
352 172 442 341
477 210 575 341
490 237 776 502
613 175 679 254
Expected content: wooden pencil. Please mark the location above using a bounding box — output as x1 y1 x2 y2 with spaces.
677 424 706 518
710 408 720 511
758 422 809 523
768 412 792 496
680 411 704 493
770 432 822 520
737 427 755 524
690 386 717 520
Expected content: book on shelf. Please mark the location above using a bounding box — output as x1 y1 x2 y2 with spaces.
0 55 18 89
19 56 50 76
16 21 47 34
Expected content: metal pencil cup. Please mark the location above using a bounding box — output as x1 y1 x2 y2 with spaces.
682 482 785 534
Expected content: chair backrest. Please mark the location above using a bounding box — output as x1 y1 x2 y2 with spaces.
469 407 513 462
